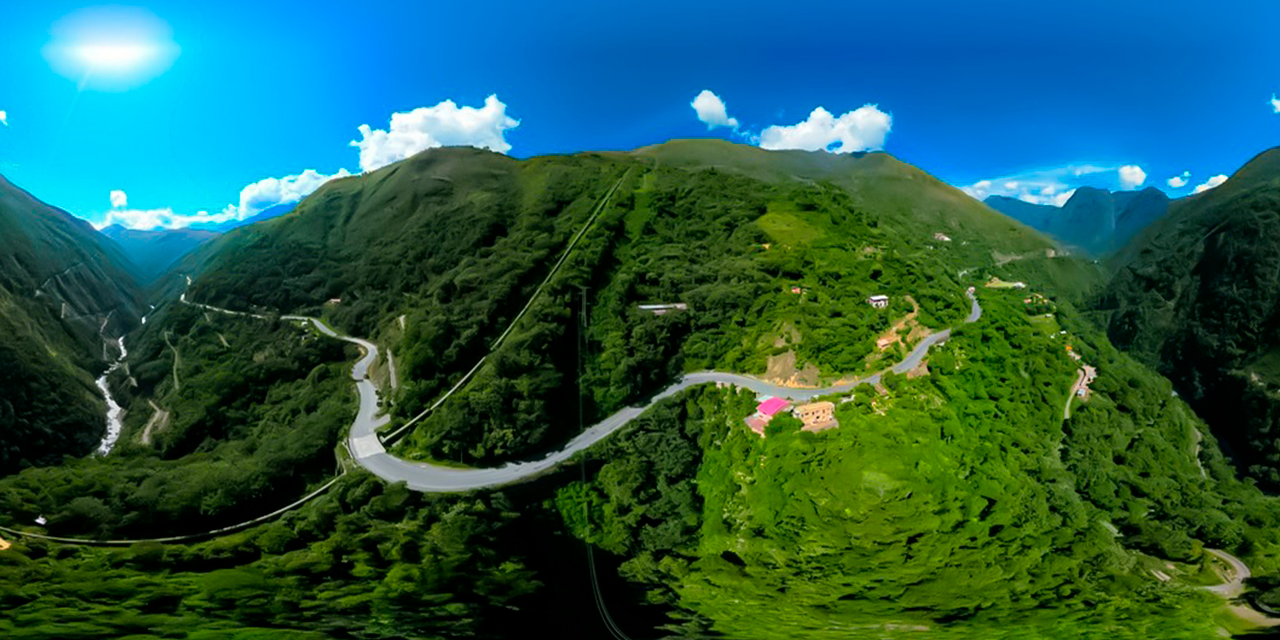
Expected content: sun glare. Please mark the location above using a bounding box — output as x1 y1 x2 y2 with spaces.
44 6 179 91
74 43 155 70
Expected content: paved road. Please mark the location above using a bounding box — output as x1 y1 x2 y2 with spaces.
343 291 982 492
1205 548 1252 598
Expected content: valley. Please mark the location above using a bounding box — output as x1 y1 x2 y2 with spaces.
0 141 1278 639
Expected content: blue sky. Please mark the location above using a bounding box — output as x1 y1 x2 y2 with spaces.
0 0 1278 228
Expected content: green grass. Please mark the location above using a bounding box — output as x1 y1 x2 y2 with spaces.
1028 313 1062 335
756 204 826 245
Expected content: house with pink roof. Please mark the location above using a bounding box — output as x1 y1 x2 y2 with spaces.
758 397 789 416
744 397 791 436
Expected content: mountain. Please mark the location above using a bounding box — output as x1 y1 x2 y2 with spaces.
985 186 1171 254
0 173 145 474
0 140 1273 638
189 201 297 233
984 194 1055 228
98 225 219 283
1101 146 1280 487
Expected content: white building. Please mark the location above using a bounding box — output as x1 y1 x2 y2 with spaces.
868 294 889 309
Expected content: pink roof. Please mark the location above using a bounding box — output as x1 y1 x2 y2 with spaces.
757 397 790 416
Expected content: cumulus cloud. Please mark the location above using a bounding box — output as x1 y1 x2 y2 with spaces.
218 168 351 221
100 95 517 230
0 110 7 126
691 90 739 129
1118 165 1146 189
350 95 518 172
1271 94 1280 113
99 168 349 230
1167 171 1190 189
759 105 891 154
1193 174 1228 194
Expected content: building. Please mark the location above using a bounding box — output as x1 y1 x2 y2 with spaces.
744 397 791 436
790 286 805 295
933 232 952 242
758 397 789 416
868 294 889 309
794 401 838 432
638 303 688 316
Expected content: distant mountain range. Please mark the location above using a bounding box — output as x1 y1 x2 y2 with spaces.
96 201 298 283
190 201 297 232
985 186 1171 255
99 225 220 284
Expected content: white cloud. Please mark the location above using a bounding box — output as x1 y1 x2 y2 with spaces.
99 168 349 230
1271 94 1280 114
1118 165 1146 189
0 110 7 126
759 104 892 154
1192 174 1228 194
350 95 519 172
691 90 739 129
218 168 351 221
1167 171 1190 189
962 163 1164 205
99 95 516 230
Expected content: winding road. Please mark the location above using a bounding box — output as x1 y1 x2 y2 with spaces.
340 292 982 492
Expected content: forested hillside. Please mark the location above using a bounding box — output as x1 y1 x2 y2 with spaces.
0 173 144 474
559 293 1280 638
1099 146 1280 488
2 141 1275 639
173 140 1103 466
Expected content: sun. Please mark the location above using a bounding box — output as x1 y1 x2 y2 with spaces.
44 7 179 91
74 43 156 71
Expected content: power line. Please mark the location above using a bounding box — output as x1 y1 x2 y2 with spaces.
577 284 636 640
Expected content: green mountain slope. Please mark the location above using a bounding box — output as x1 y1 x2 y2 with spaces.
99 225 219 284
1100 146 1280 488
0 174 145 473
985 186 1170 255
1 141 1277 638
171 140 1102 463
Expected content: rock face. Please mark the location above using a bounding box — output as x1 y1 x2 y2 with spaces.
0 173 145 474
985 186 1171 255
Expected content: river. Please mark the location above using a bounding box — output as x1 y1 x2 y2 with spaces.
94 335 127 455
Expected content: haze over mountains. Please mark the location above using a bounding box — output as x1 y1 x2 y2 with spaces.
985 186 1172 255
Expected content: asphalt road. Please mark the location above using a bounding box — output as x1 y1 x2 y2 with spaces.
343 291 982 492
1205 548 1252 598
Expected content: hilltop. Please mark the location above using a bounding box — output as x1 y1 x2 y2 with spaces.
166 139 1103 463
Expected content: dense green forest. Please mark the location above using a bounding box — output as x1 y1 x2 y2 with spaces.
558 293 1280 638
1099 146 1280 489
0 173 145 474
0 301 353 539
1 141 1278 638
